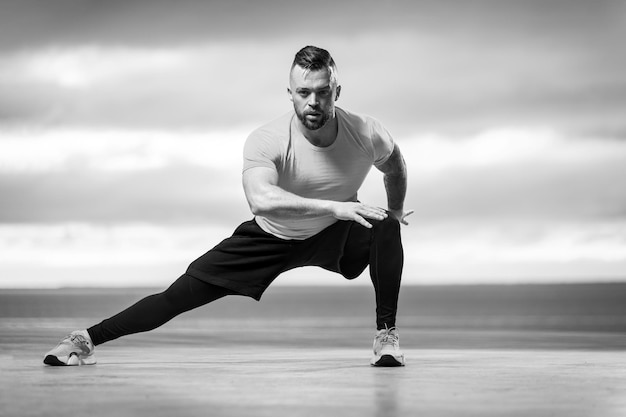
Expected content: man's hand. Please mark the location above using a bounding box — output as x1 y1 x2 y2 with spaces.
331 202 388 229
389 208 414 226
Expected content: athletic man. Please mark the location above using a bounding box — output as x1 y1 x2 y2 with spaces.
44 45 412 367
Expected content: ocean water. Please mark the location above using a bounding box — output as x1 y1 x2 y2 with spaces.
2 283 626 350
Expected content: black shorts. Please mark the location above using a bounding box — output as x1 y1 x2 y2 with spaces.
185 218 370 300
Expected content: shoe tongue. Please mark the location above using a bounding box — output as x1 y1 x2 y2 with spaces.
73 330 93 344
378 327 397 334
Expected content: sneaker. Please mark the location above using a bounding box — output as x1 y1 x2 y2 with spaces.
370 326 405 367
43 330 97 366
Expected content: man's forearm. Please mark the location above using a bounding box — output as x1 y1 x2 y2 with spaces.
250 183 335 221
382 144 408 211
384 171 407 211
248 182 388 229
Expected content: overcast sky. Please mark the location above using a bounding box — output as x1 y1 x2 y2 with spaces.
1 0 625 288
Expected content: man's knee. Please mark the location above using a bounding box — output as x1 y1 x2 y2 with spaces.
371 214 401 236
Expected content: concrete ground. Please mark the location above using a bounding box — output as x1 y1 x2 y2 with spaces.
2 322 626 417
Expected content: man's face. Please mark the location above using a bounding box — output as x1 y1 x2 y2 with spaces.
288 65 341 131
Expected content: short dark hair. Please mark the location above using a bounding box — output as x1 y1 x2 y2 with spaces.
291 45 337 72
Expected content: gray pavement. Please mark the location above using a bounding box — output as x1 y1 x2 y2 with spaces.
2 324 626 417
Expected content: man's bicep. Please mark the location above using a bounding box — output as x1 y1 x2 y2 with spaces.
243 166 278 196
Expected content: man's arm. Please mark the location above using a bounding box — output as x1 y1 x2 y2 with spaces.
242 167 388 228
377 142 413 225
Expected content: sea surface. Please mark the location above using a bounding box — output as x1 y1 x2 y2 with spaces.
2 283 626 350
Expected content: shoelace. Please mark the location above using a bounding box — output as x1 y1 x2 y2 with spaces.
380 333 399 346
64 334 91 354
378 327 399 347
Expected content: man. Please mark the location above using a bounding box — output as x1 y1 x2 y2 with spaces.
44 45 412 367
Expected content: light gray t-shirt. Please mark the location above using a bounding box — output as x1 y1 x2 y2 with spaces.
243 107 394 240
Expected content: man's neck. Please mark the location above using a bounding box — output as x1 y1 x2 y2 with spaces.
296 116 339 148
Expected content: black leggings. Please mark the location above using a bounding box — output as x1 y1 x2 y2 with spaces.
87 274 235 346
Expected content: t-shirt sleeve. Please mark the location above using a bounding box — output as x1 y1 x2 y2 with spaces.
242 128 281 173
370 118 395 167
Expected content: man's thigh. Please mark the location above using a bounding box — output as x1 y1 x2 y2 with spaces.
186 220 295 300
296 220 372 279
339 221 372 279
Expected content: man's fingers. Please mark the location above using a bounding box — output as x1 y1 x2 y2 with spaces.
400 209 415 225
359 205 387 220
355 214 373 228
336 202 387 226
354 205 388 227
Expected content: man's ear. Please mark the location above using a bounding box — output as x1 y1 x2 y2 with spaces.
335 85 341 101
287 87 293 102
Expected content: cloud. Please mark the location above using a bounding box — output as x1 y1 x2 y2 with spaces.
2 217 626 288
0 43 288 129
0 0 424 51
8 47 188 89
0 127 252 223
401 219 626 285
0 222 235 288
1 219 625 288
410 221 626 264
3 32 624 136
403 128 626 175
0 126 250 172
0 168 250 224
0 222 231 266
376 129 626 222
0 1 624 136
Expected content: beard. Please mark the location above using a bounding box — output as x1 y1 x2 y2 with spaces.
295 106 332 131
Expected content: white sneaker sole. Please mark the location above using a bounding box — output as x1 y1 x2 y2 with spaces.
44 353 97 366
